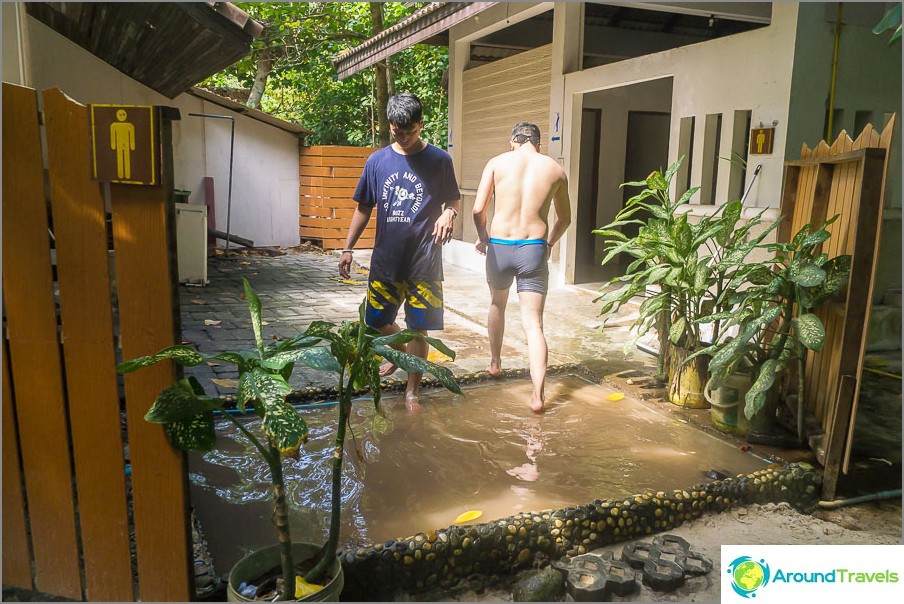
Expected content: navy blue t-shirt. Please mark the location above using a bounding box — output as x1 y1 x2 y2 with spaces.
354 143 460 282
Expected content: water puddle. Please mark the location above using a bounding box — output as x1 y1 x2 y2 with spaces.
188 374 769 571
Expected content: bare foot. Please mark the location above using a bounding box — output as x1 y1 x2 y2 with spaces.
487 360 502 377
529 399 545 413
379 362 398 377
405 391 422 412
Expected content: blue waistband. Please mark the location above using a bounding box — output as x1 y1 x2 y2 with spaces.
489 238 547 246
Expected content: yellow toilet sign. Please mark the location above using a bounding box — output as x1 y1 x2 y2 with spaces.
90 104 157 184
749 127 775 155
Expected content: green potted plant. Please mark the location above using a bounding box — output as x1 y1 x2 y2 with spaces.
694 217 851 440
593 156 777 408
117 278 461 601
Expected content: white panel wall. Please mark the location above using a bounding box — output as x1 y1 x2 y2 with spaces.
12 12 301 248
460 44 553 189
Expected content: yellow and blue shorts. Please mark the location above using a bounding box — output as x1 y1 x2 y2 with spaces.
366 280 444 331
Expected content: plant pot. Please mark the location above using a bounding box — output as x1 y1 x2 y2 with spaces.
704 373 752 435
227 542 344 602
668 347 710 409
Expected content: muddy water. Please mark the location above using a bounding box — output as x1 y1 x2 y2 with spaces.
188 374 768 571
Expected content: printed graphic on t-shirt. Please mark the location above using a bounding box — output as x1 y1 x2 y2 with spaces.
382 171 425 223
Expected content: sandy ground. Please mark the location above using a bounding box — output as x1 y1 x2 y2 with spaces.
401 499 902 602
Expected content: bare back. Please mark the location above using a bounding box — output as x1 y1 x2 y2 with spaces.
485 148 566 240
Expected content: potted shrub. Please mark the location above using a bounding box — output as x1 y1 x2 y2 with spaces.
694 217 851 440
117 278 461 601
593 157 777 408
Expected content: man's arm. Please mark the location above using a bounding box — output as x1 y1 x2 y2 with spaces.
338 204 373 278
545 175 572 258
471 159 496 255
432 198 460 245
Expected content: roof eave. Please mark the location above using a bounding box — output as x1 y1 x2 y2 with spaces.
333 2 496 80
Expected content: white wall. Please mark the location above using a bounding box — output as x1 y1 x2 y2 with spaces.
564 3 801 213
9 11 301 248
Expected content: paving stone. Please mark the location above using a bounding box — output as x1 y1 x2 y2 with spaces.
642 558 685 592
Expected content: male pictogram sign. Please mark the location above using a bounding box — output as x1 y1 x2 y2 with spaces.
90 104 157 184
748 127 775 155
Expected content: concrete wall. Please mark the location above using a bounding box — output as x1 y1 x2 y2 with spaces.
4 10 301 248
785 2 902 302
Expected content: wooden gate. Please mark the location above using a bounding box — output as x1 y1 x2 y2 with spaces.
299 145 377 250
779 117 896 501
2 84 192 601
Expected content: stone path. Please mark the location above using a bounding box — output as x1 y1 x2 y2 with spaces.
178 245 657 399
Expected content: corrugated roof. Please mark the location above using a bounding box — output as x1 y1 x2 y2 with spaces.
25 2 264 99
189 87 312 137
333 2 496 80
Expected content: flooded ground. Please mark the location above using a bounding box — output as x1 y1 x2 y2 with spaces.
188 374 770 572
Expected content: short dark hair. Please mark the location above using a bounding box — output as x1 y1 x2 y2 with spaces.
511 122 541 147
387 93 423 128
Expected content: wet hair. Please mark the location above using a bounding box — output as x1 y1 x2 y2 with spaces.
511 122 541 147
387 93 423 128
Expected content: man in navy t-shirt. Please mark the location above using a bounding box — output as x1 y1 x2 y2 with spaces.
338 93 460 409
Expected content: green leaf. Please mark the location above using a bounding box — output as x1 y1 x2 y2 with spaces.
800 228 831 249
744 358 782 419
669 316 687 345
245 368 292 409
237 372 254 413
261 401 308 456
212 350 260 369
716 200 742 246
373 345 461 394
164 412 216 451
789 262 826 287
304 320 339 340
144 379 220 423
672 218 693 256
794 313 826 351
243 277 264 356
262 346 342 374
646 171 669 191
373 330 457 360
748 266 775 285
873 4 901 34
676 186 700 206
693 262 711 292
117 345 206 373
664 156 684 183
800 255 851 307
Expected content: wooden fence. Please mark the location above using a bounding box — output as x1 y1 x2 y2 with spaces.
779 117 896 501
2 84 192 601
299 145 377 250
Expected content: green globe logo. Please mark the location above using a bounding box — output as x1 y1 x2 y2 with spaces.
728 556 771 598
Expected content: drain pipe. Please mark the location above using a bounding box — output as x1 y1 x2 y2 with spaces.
817 488 901 510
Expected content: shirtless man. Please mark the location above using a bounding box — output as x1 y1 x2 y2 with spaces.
472 122 572 413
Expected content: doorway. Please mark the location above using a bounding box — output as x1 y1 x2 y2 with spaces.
573 78 673 287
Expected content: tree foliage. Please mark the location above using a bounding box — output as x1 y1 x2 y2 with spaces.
201 2 449 147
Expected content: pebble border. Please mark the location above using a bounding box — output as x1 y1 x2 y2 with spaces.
338 462 822 599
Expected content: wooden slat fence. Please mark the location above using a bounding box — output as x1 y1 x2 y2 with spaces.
779 117 895 501
2 84 192 601
299 145 377 250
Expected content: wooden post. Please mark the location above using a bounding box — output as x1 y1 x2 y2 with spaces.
1 83 82 600
43 88 135 602
111 110 193 602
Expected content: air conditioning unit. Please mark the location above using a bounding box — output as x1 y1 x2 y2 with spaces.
175 202 208 285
